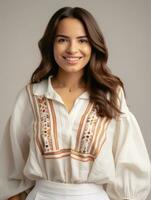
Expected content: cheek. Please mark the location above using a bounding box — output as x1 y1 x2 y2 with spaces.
83 46 92 57
53 45 62 60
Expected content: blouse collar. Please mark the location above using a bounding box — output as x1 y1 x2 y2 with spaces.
32 76 89 101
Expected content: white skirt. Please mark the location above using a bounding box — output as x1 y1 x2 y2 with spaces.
26 180 110 200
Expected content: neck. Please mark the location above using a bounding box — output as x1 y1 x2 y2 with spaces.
53 70 86 90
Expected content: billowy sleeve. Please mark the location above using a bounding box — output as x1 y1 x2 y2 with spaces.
0 86 35 200
106 87 151 200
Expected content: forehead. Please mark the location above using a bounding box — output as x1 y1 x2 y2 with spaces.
55 18 87 37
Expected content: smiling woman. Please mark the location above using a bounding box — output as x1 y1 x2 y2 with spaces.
0 6 150 200
53 18 92 74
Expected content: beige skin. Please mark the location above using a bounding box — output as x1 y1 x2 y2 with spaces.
52 18 92 112
8 18 92 199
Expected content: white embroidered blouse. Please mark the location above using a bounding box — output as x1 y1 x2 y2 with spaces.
0 76 150 200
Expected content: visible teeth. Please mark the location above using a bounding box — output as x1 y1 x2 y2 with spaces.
64 57 81 61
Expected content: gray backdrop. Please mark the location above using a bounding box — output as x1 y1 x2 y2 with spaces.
0 0 151 199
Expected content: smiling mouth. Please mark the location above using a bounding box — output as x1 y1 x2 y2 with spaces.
63 56 83 61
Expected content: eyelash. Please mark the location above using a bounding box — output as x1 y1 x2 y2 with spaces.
79 39 89 43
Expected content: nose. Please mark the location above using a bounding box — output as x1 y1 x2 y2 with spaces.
66 40 79 54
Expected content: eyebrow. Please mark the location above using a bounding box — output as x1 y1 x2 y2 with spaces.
55 34 88 39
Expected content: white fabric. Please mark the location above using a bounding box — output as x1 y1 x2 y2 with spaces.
0 76 151 200
26 180 110 200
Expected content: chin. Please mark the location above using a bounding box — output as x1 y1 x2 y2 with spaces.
65 68 84 73
60 65 83 72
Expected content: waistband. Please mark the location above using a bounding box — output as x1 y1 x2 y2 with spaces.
35 180 105 195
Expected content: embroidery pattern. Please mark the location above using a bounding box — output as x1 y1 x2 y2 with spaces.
75 103 109 158
79 106 98 153
37 96 53 153
26 84 109 162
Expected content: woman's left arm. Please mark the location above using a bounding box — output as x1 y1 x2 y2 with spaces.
106 87 151 200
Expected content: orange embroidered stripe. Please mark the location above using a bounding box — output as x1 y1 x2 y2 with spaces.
44 98 54 150
87 113 101 153
71 154 94 162
43 149 70 158
88 117 102 153
49 100 59 150
26 84 44 154
94 119 110 157
96 119 110 155
42 149 95 161
44 154 94 161
44 99 55 150
26 85 38 151
34 96 44 154
90 117 107 155
44 152 70 159
75 103 93 151
97 118 108 150
40 148 92 157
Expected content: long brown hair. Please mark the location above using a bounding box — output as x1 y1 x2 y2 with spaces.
31 7 125 119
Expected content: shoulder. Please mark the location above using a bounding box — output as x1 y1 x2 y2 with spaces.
11 84 34 119
26 79 48 96
12 78 48 111
13 85 29 107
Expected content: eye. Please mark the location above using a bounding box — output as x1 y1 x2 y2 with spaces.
79 39 89 43
57 38 68 43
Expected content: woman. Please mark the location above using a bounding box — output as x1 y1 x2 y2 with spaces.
0 6 150 200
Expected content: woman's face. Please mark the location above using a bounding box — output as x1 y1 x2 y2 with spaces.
53 18 92 74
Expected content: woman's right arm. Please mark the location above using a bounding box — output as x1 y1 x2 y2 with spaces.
0 85 34 199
